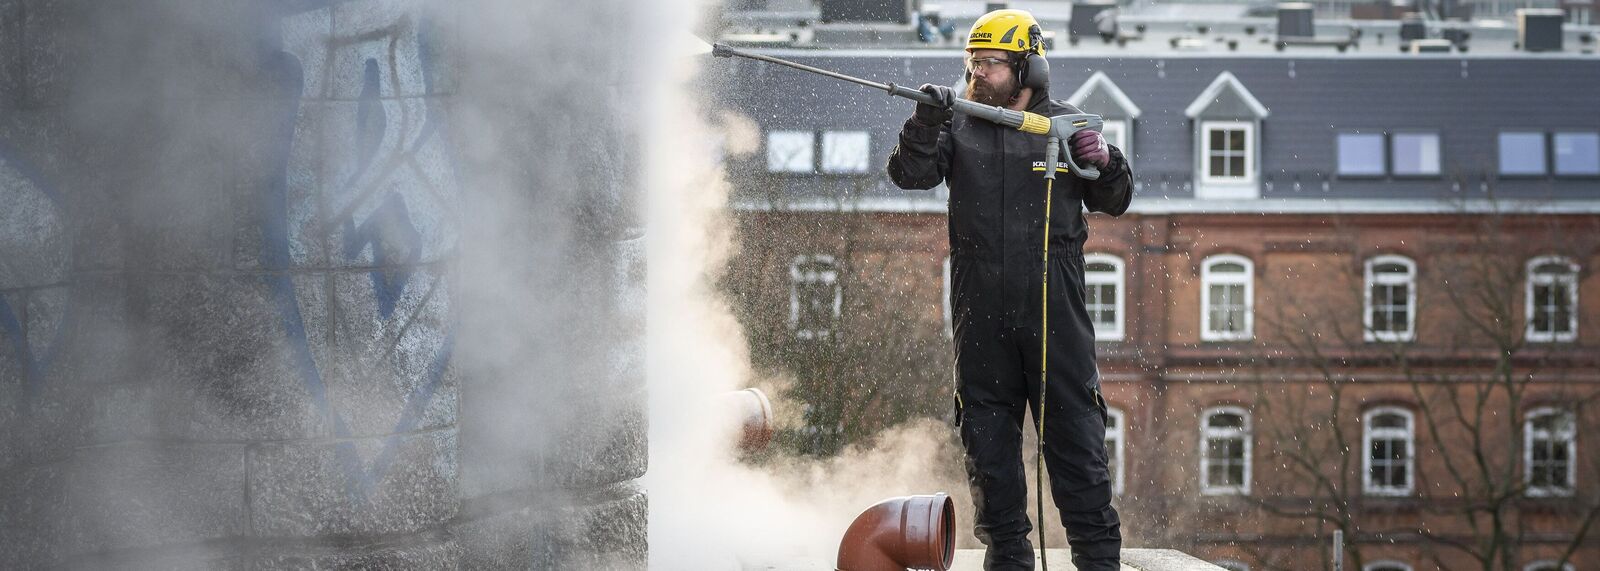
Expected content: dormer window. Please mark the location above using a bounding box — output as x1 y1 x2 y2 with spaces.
1185 72 1269 199
1067 71 1143 159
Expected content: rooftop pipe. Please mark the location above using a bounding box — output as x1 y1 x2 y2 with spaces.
836 493 955 571
723 388 775 453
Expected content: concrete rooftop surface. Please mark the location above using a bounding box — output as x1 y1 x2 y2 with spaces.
748 548 1228 570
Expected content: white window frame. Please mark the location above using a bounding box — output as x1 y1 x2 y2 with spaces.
1363 407 1416 497
1101 119 1131 159
1085 254 1126 342
1201 255 1254 342
1525 256 1579 343
1200 406 1252 495
789 254 841 340
1524 407 1577 497
1523 562 1575 571
1200 120 1256 186
820 130 871 174
1364 255 1418 343
766 130 815 173
1364 561 1415 571
1106 407 1126 496
942 255 953 339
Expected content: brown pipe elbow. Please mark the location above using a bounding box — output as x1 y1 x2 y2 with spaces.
723 388 774 453
836 493 955 571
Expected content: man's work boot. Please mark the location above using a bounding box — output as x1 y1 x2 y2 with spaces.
982 538 1035 571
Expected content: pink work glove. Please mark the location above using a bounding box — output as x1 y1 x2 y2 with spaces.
1069 129 1111 168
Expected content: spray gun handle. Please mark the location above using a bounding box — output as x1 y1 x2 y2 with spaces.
1047 114 1104 181
1043 137 1062 181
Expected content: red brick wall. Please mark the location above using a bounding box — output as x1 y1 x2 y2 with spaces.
731 208 1600 570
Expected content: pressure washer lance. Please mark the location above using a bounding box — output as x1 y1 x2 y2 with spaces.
710 43 1104 182
712 43 1106 567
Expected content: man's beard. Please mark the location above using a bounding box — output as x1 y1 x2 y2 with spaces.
966 74 1014 107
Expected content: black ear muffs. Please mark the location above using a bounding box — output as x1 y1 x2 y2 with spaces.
1020 51 1049 92
1016 24 1050 92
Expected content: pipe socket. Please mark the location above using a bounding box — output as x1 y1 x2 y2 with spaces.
836 493 955 571
722 388 774 453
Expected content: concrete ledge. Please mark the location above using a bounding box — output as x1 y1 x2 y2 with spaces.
951 549 1225 570
755 548 1226 570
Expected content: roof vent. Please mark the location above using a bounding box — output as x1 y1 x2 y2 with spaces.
1276 2 1315 39
1399 13 1427 42
1517 8 1565 52
1070 1 1119 43
1275 3 1357 51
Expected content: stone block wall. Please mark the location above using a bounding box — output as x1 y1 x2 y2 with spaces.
0 1 647 568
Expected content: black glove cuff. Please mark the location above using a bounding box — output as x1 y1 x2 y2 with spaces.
905 114 947 131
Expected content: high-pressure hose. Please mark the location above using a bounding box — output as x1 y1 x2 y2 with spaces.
1036 137 1060 571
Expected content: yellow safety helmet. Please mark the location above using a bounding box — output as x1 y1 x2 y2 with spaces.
965 9 1045 56
963 9 1051 95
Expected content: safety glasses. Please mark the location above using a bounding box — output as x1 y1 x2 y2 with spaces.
966 56 1012 73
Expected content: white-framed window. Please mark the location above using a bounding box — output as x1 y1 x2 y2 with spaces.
1526 256 1579 343
1525 408 1576 497
1201 121 1255 184
1499 132 1549 176
1101 119 1130 158
1364 256 1417 342
1106 406 1126 496
1364 562 1414 571
942 255 953 338
789 254 841 340
1337 132 1387 176
767 130 815 173
1201 407 1251 495
1085 254 1126 341
1201 255 1253 342
1553 132 1600 176
1212 559 1250 571
1391 132 1441 176
820 130 871 173
1523 561 1576 571
1363 407 1415 496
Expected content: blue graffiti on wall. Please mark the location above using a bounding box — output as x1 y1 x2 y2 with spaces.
0 142 69 401
263 5 457 505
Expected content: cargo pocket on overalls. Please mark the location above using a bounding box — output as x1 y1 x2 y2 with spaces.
953 391 965 427
1092 386 1109 426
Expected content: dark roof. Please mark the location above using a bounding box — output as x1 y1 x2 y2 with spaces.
709 49 1600 212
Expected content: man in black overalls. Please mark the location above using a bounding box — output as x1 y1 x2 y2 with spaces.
885 9 1133 571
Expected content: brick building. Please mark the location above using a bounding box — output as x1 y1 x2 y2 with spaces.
708 2 1600 569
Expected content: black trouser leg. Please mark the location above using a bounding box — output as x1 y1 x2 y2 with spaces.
955 325 1035 571
1020 253 1122 571
1034 395 1122 571
951 251 1121 571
